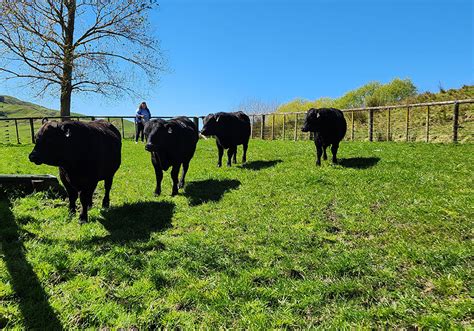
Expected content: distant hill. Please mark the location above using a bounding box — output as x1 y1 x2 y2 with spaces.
0 95 82 118
405 85 474 104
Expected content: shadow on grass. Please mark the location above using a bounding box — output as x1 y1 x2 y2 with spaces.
184 179 240 206
239 159 283 170
97 201 175 243
338 157 380 169
0 198 62 329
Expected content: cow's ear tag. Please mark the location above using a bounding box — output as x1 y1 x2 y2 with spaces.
168 127 173 134
65 128 71 138
316 112 320 118
216 116 220 122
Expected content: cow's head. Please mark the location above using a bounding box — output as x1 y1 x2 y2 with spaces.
301 108 322 132
29 118 73 166
200 113 220 136
144 119 172 152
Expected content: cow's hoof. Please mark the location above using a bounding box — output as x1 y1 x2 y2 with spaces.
217 163 222 168
177 182 184 189
154 191 161 197
102 201 110 209
171 191 178 196
79 216 88 224
226 163 232 167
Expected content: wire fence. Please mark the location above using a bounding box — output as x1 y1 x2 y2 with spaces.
0 99 473 144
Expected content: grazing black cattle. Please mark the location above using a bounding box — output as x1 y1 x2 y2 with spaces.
301 108 347 166
144 117 198 196
200 111 251 167
29 119 122 222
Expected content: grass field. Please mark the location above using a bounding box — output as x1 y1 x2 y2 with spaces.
0 140 473 329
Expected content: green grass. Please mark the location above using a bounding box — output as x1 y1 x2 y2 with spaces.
0 140 473 329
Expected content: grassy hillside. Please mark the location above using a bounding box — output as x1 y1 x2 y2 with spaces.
0 140 472 328
0 96 136 142
263 84 474 143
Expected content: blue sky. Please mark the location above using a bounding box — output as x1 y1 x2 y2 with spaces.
1 0 472 117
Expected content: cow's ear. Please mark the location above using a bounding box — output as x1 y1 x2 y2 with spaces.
42 117 49 124
168 126 173 134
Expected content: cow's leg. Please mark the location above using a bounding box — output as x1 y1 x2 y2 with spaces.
227 146 236 167
59 170 77 215
242 141 248 163
315 142 323 166
323 145 328 160
178 161 189 189
170 165 180 196
102 177 113 208
331 142 340 164
79 188 94 223
87 182 97 208
217 141 224 167
153 166 163 196
233 147 237 164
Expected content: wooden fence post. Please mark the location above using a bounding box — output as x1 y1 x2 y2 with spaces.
29 118 35 143
368 109 374 141
386 108 391 141
425 106 430 143
405 106 410 142
121 118 125 139
351 111 355 141
294 113 298 141
251 115 254 139
260 114 265 139
14 119 20 144
283 114 286 140
453 102 459 143
271 114 275 140
193 117 199 132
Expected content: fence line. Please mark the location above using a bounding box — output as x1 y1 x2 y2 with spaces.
0 99 473 144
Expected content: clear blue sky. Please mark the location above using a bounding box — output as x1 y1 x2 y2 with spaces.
1 0 472 117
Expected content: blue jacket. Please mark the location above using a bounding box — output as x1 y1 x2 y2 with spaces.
135 108 151 123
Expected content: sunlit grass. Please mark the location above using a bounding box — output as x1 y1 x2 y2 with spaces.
0 139 473 328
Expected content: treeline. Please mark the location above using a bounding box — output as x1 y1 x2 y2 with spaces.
276 78 418 114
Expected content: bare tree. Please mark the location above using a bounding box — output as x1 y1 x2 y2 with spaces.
0 0 164 117
232 97 280 115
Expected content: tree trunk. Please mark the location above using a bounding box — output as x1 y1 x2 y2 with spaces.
60 0 76 119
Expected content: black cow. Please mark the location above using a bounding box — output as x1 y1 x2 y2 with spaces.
29 119 122 222
144 117 198 196
200 111 251 167
301 108 347 166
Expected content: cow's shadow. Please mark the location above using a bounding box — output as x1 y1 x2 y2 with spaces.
0 198 62 329
96 201 175 243
240 159 283 170
184 179 241 206
338 157 380 169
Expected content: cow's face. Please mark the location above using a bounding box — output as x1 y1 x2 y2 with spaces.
302 108 321 132
200 114 219 136
145 121 173 152
29 120 71 166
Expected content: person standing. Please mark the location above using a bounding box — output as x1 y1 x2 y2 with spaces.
135 101 151 143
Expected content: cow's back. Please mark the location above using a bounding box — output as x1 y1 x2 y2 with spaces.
316 108 347 143
215 112 251 147
67 120 121 179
